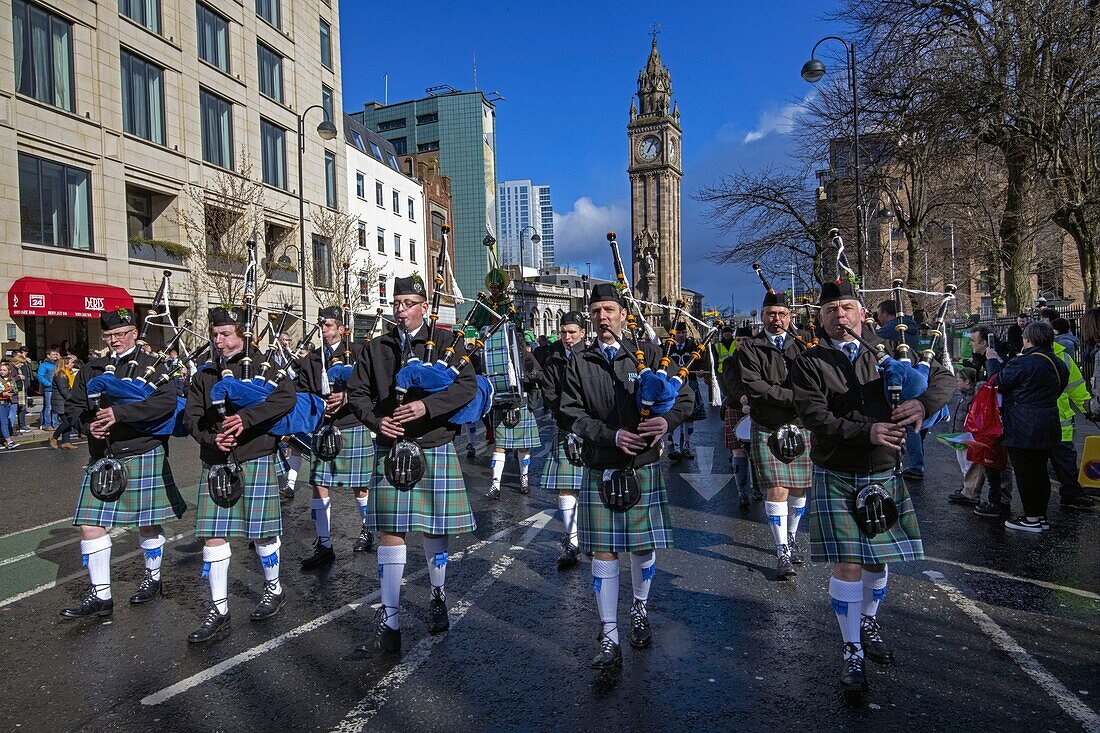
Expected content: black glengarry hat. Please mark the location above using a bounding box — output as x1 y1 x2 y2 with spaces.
100 308 135 331
818 280 862 307
209 306 247 327
762 290 790 309
318 305 342 322
734 321 754 338
560 311 587 328
394 274 426 298
589 283 626 307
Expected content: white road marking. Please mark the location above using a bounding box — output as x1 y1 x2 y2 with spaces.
681 446 732 500
4 439 87 455
0 527 129 569
924 570 1100 732
925 556 1100 601
0 517 73 541
141 509 554 706
331 509 553 732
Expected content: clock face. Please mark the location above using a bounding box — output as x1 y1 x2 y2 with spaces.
638 135 661 161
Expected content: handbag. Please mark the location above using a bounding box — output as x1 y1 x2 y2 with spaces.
964 377 1006 469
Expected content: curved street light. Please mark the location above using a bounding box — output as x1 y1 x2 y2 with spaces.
295 105 340 320
517 224 541 277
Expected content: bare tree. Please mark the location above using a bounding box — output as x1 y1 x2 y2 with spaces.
307 206 382 317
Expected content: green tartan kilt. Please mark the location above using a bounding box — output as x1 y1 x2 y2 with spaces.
491 405 541 449
750 425 813 491
578 462 673 553
368 443 475 535
809 466 924 564
543 430 584 494
194 453 285 539
308 423 375 488
72 446 186 528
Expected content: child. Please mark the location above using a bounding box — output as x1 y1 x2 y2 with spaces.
946 368 984 506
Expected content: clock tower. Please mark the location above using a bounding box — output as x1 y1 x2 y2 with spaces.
628 34 682 326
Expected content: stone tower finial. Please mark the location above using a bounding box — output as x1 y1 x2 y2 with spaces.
637 36 673 117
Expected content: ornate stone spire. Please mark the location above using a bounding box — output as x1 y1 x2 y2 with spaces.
636 37 672 117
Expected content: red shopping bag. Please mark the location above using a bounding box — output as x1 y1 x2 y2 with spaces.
964 378 1007 469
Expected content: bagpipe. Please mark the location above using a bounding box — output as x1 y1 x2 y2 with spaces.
607 232 659 345
311 260 355 462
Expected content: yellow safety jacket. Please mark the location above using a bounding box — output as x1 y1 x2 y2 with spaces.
715 341 737 374
1053 342 1089 442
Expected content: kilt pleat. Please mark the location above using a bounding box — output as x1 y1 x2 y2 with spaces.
73 446 186 528
194 453 285 539
492 405 541 449
749 426 813 490
808 466 924 564
368 443 475 535
308 423 375 488
543 431 584 494
578 462 673 553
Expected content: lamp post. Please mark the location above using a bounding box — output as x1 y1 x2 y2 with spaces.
517 224 541 279
295 104 339 320
802 36 863 281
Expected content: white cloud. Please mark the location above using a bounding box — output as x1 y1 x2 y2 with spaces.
551 197 630 273
742 92 815 144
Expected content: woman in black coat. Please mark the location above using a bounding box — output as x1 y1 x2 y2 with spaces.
988 322 1068 532
50 356 79 449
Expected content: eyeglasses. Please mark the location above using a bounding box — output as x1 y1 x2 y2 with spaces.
392 300 425 312
101 329 135 342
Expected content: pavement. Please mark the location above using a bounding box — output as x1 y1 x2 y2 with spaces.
1 392 1098 733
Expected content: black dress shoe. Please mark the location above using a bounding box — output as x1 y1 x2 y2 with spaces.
356 607 401 654
556 537 579 570
300 539 335 570
188 605 231 643
776 549 797 580
681 446 695 460
667 449 683 462
250 582 286 621
60 587 114 619
787 535 806 565
840 643 867 691
427 587 449 634
1061 494 1096 509
591 631 623 670
860 615 895 665
738 496 751 513
129 571 162 605
486 485 501 500
279 485 296 506
353 524 375 553
518 474 530 494
628 600 652 649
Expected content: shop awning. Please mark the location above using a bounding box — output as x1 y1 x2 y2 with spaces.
8 277 134 319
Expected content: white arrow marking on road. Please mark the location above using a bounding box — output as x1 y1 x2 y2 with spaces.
680 445 732 501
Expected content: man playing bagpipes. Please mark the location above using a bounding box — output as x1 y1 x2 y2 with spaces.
298 305 376 570
346 274 478 656
185 306 297 643
666 322 708 461
559 283 694 673
720 321 758 512
540 310 588 570
60 307 187 619
735 278 813 580
789 279 954 693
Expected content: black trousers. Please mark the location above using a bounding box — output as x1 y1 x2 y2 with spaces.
1049 441 1083 499
1007 446 1053 518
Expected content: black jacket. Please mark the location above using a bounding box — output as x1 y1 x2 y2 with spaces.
541 341 576 431
297 340 365 430
790 332 955 472
52 370 72 416
560 336 694 469
734 331 808 431
668 340 706 384
67 349 177 460
186 351 296 464
989 346 1068 449
347 325 477 449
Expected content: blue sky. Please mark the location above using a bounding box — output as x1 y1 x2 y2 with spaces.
339 0 843 311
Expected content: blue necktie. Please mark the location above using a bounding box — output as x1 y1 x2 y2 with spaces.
843 343 858 362
773 335 784 351
604 346 617 362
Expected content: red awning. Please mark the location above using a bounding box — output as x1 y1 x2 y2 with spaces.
8 277 134 319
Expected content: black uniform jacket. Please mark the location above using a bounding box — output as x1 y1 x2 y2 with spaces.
559 337 694 470
347 325 477 449
297 340 365 430
540 341 575 432
735 331 807 431
789 330 954 473
187 351 296 465
67 348 176 460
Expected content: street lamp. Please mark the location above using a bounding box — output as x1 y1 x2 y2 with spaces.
295 105 339 320
802 35 863 281
517 224 541 278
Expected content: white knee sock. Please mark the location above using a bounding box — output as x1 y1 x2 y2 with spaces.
140 534 165 581
255 537 282 594
423 536 448 599
558 493 578 547
630 551 656 603
592 559 620 645
765 501 789 553
285 452 301 488
202 543 232 614
81 535 112 600
829 576 864 657
788 495 807 536
862 566 888 618
377 544 406 630
356 494 370 522
490 452 506 489
311 497 332 547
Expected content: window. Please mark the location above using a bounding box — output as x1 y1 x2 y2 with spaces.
18 152 92 251
13 0 73 112
375 181 384 207
120 50 165 144
324 150 337 208
416 112 438 125
199 89 233 168
319 18 332 69
376 227 385 254
126 187 153 240
313 235 333 288
321 84 334 122
368 141 382 160
357 221 367 248
260 118 286 189
392 190 400 214
120 0 161 33
389 137 407 155
407 197 415 220
355 172 365 199
196 4 229 72
409 239 417 264
255 0 279 28
359 275 371 304
431 212 445 242
394 233 401 258
417 141 440 153
377 118 406 132
257 43 283 103
378 274 387 304
386 152 400 170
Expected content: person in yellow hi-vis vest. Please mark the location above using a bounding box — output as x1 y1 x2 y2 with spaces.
715 326 737 380
1048 341 1095 509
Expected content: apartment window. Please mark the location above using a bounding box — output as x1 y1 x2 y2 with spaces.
368 141 382 160
119 0 161 33
377 118 405 132
357 221 367 248
417 141 440 153
120 50 165 145
126 188 153 240
18 152 92 251
409 239 417 264
394 233 401 258
255 0 279 28
389 137 407 155
196 4 229 72
312 235 332 288
378 274 387 304
431 212 445 242
416 112 438 125
13 0 73 112
321 84 334 122
376 227 385 254
375 181 384 207
199 89 233 168
359 275 370 304
355 172 366 199
407 197 415 220
324 150 337 208
319 18 332 69
260 118 286 189
257 43 283 103
386 152 400 170
392 190 400 215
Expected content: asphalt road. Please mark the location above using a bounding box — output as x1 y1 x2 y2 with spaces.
1 397 1098 733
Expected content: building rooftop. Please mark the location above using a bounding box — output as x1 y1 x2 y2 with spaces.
342 114 413 179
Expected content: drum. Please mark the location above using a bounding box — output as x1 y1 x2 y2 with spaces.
734 416 753 442
482 323 526 408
